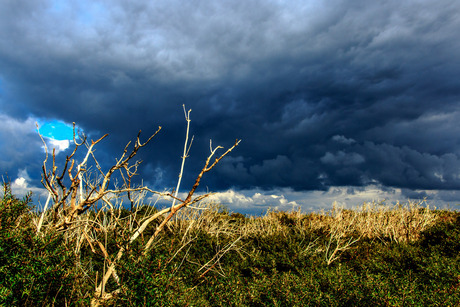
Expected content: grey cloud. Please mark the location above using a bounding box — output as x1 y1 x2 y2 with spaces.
332 135 356 145
0 0 459 206
358 142 460 190
249 155 293 186
435 190 460 204
401 189 429 200
0 115 42 172
211 156 254 187
320 151 365 166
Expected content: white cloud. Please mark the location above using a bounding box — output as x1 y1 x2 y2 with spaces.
10 169 48 202
200 185 449 215
48 139 70 154
207 189 300 214
13 177 27 189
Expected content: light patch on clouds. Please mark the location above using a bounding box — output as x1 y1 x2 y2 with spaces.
332 135 356 145
12 169 31 188
0 114 42 170
0 113 36 137
320 151 365 166
48 139 70 154
200 185 451 215
10 169 48 200
206 189 301 214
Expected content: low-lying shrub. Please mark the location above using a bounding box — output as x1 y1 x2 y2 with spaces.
1 181 459 306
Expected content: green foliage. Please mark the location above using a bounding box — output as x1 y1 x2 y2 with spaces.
116 245 195 306
421 211 460 257
0 182 32 230
1 183 459 305
0 182 87 306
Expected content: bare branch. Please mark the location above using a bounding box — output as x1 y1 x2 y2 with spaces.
172 105 193 209
143 138 240 253
92 114 239 304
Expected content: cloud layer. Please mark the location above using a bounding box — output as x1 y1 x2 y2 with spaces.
1 0 459 211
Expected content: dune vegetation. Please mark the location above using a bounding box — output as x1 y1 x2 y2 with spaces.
1 182 459 306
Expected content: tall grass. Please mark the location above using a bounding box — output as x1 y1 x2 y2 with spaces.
3 180 459 306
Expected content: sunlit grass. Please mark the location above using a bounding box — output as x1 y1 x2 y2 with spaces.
1 182 459 306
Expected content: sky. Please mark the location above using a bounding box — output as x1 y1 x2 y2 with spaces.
1 0 460 214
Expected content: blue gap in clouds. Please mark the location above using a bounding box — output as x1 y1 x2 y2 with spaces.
38 120 78 141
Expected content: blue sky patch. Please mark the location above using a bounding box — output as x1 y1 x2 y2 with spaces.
38 120 77 141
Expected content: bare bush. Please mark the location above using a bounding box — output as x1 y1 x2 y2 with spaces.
35 107 240 306
37 122 162 231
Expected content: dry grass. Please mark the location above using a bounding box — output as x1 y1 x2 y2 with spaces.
243 200 438 242
30 192 440 301
156 199 439 266
45 197 437 255
151 199 440 247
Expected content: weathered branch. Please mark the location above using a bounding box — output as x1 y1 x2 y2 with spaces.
92 110 240 306
171 105 194 209
38 123 162 230
143 138 240 253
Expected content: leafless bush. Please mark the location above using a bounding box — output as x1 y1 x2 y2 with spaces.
35 106 240 306
37 122 162 231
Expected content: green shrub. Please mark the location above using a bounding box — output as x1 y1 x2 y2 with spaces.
0 182 85 306
421 211 460 257
1 181 459 305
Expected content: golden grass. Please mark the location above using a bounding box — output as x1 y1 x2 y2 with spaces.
30 197 441 296
161 199 438 266
235 200 437 242
36 198 438 258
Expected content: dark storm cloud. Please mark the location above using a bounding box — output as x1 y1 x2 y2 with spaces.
1 0 460 202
